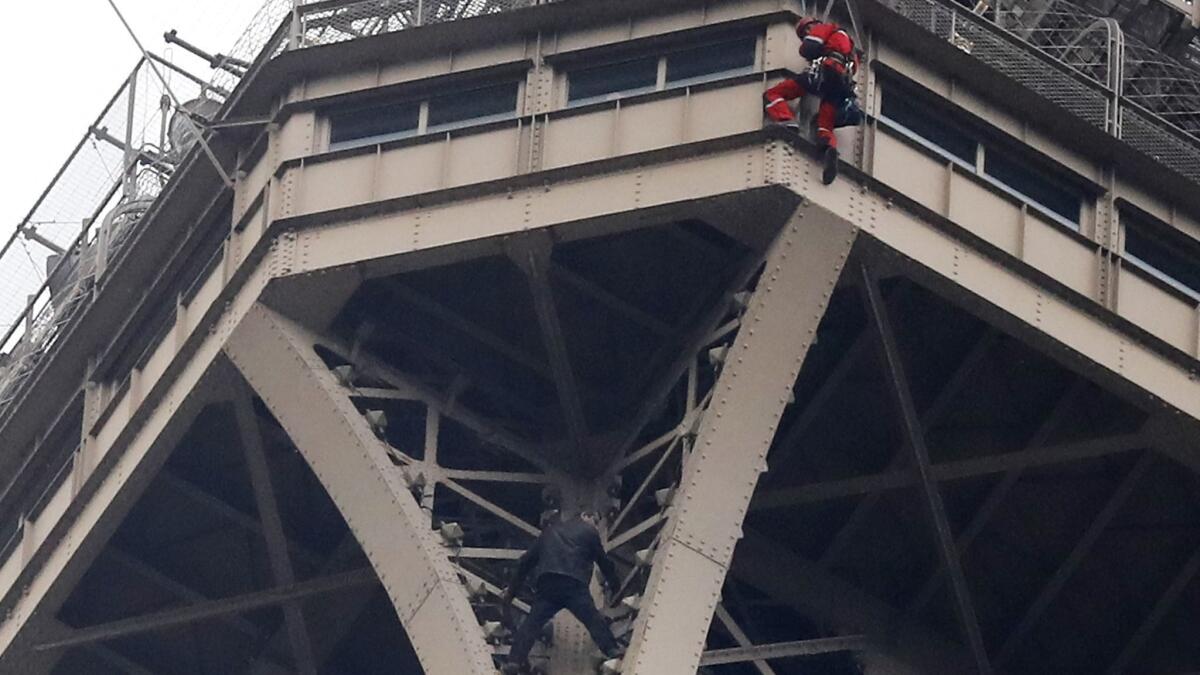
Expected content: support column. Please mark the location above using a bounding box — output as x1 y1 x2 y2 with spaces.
623 205 857 674
223 304 494 675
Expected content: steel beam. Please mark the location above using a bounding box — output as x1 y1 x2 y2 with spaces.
224 304 496 675
1105 541 1200 674
818 328 997 570
751 431 1149 510
862 264 991 675
907 380 1086 614
509 234 590 466
699 636 868 666
230 377 318 675
713 604 777 675
35 569 375 652
623 206 857 674
732 531 980 673
995 451 1152 663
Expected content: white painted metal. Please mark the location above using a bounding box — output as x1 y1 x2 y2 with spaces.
223 305 496 675
623 206 858 674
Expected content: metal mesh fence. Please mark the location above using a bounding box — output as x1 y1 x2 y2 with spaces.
0 59 202 413
885 0 1200 182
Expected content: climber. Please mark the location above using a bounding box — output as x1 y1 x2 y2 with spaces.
763 16 864 185
500 510 624 673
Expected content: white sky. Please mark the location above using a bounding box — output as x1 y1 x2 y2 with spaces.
0 0 270 238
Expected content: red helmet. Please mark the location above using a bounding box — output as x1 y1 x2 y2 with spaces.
796 17 820 37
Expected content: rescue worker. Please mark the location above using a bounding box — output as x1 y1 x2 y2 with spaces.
500 510 623 673
763 16 862 184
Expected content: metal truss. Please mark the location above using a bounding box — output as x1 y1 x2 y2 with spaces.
619 206 858 674
225 304 498 675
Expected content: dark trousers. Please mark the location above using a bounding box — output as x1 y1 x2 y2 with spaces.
509 574 619 664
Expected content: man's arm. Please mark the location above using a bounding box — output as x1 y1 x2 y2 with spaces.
592 531 622 593
504 538 540 602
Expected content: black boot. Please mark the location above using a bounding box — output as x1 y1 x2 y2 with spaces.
821 145 839 185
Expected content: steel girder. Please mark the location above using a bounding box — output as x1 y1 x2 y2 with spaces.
223 304 496 675
621 206 858 674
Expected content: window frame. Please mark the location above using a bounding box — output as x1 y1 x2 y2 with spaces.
876 82 1088 232
1120 206 1200 302
562 32 762 108
325 79 525 152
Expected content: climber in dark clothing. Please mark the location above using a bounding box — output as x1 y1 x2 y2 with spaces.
501 511 623 671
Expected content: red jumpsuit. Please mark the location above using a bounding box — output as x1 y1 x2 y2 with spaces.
764 22 858 149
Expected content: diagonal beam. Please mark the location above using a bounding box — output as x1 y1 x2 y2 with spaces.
862 264 992 675
995 452 1153 665
699 636 868 666
750 432 1149 510
229 375 319 675
623 207 857 674
732 531 982 673
819 328 998 569
509 234 590 463
158 471 322 567
225 304 496 675
1105 541 1200 674
104 548 269 644
35 569 376 652
907 380 1086 614
317 334 556 474
714 604 777 675
550 263 673 337
383 280 554 380
438 477 542 537
250 536 373 675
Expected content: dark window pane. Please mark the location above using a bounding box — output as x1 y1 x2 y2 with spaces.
429 82 519 129
666 37 756 84
330 101 420 145
1125 214 1200 295
880 92 977 164
983 150 1081 223
568 56 658 102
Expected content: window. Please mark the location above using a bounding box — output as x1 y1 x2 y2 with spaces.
665 37 757 85
328 80 521 151
428 82 520 131
984 149 1081 224
568 56 659 104
330 101 420 148
566 33 760 106
1124 211 1200 300
879 93 977 164
879 86 1085 227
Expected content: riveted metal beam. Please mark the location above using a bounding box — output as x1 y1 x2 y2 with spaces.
713 604 777 675
862 263 992 675
229 373 318 675
35 569 375 652
699 636 868 666
1105 541 1200 674
750 431 1150 510
995 452 1153 665
623 205 857 675
224 304 495 675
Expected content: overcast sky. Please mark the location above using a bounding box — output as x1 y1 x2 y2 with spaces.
0 0 270 238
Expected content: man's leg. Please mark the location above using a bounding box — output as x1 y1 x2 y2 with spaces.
816 98 840 184
763 79 806 124
561 581 622 657
509 595 562 667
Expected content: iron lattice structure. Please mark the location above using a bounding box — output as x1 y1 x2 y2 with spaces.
0 1 1198 674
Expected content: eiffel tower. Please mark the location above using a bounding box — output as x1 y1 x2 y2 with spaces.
1 0 1199 673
